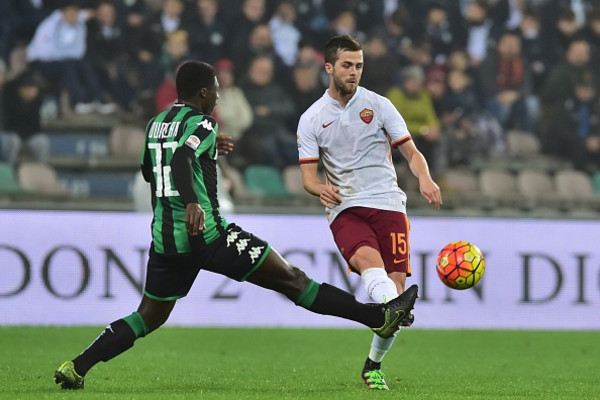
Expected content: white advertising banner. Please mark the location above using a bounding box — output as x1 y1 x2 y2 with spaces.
1 210 599 329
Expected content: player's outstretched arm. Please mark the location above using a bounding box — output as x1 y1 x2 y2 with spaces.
398 140 442 209
300 163 342 208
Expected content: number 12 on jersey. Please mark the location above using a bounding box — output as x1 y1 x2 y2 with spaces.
148 142 180 198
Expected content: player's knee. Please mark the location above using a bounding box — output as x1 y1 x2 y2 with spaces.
288 265 311 298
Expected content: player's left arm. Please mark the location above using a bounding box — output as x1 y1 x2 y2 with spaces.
171 116 218 234
398 140 443 209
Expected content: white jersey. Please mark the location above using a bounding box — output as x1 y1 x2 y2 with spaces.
297 86 412 223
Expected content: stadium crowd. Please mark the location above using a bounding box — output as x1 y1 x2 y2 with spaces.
0 0 600 190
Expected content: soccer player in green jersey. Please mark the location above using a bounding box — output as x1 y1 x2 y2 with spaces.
54 60 418 390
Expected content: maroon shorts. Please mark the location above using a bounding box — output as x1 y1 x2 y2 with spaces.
330 206 411 275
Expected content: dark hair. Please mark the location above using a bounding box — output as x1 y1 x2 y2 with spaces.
176 61 216 100
324 35 362 65
58 0 79 9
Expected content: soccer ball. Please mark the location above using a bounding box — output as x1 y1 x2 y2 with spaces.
436 241 485 290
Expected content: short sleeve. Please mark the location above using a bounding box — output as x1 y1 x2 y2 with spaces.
179 115 218 156
297 114 319 164
381 97 411 147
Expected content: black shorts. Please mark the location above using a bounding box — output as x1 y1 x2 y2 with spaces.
144 224 271 301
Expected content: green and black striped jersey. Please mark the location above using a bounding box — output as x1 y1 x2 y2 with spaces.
140 103 229 254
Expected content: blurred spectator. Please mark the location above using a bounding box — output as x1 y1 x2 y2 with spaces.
325 9 360 40
153 30 190 114
445 47 475 75
323 0 385 36
541 72 600 170
183 0 227 65
0 61 20 165
228 0 268 60
360 35 399 96
386 65 441 170
476 30 538 132
11 0 59 48
550 8 585 61
441 68 481 127
86 0 135 110
294 0 330 47
2 71 50 163
0 2 14 67
113 0 149 60
213 59 253 142
464 0 496 66
269 0 302 67
410 2 467 65
285 60 324 132
424 65 448 117
26 0 116 115
503 0 526 31
235 23 289 84
377 8 412 67
239 55 297 170
438 67 505 169
401 37 434 69
212 59 254 199
517 7 553 93
541 38 597 107
582 6 600 64
134 0 185 92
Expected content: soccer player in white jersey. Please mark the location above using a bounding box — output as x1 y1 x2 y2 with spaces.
297 35 443 390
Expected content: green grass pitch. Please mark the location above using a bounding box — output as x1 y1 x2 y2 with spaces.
1 326 598 399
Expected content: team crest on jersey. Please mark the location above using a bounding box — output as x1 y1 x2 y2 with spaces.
185 135 201 150
360 108 374 124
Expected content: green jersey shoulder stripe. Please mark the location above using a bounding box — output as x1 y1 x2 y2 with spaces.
142 103 228 255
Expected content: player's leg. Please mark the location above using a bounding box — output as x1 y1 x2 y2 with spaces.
245 247 417 336
362 210 413 389
203 223 415 333
332 208 413 390
348 246 400 390
54 296 176 390
246 248 384 329
54 248 200 389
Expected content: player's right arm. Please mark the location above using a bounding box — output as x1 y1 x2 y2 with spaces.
398 140 442 209
297 111 342 208
300 163 342 208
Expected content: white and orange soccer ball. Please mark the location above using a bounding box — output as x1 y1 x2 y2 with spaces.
436 241 485 290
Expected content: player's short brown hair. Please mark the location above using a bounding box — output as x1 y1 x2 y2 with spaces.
324 35 362 66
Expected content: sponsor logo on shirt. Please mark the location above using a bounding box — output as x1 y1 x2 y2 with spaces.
322 120 334 128
360 108 374 124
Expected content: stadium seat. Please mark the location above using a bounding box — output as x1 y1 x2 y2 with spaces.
478 168 521 208
441 169 479 195
506 130 541 158
0 162 28 194
516 169 562 211
109 124 146 160
244 165 290 196
440 168 481 209
17 162 69 196
554 170 595 201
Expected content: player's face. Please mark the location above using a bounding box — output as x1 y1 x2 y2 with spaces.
329 50 363 96
203 76 220 115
